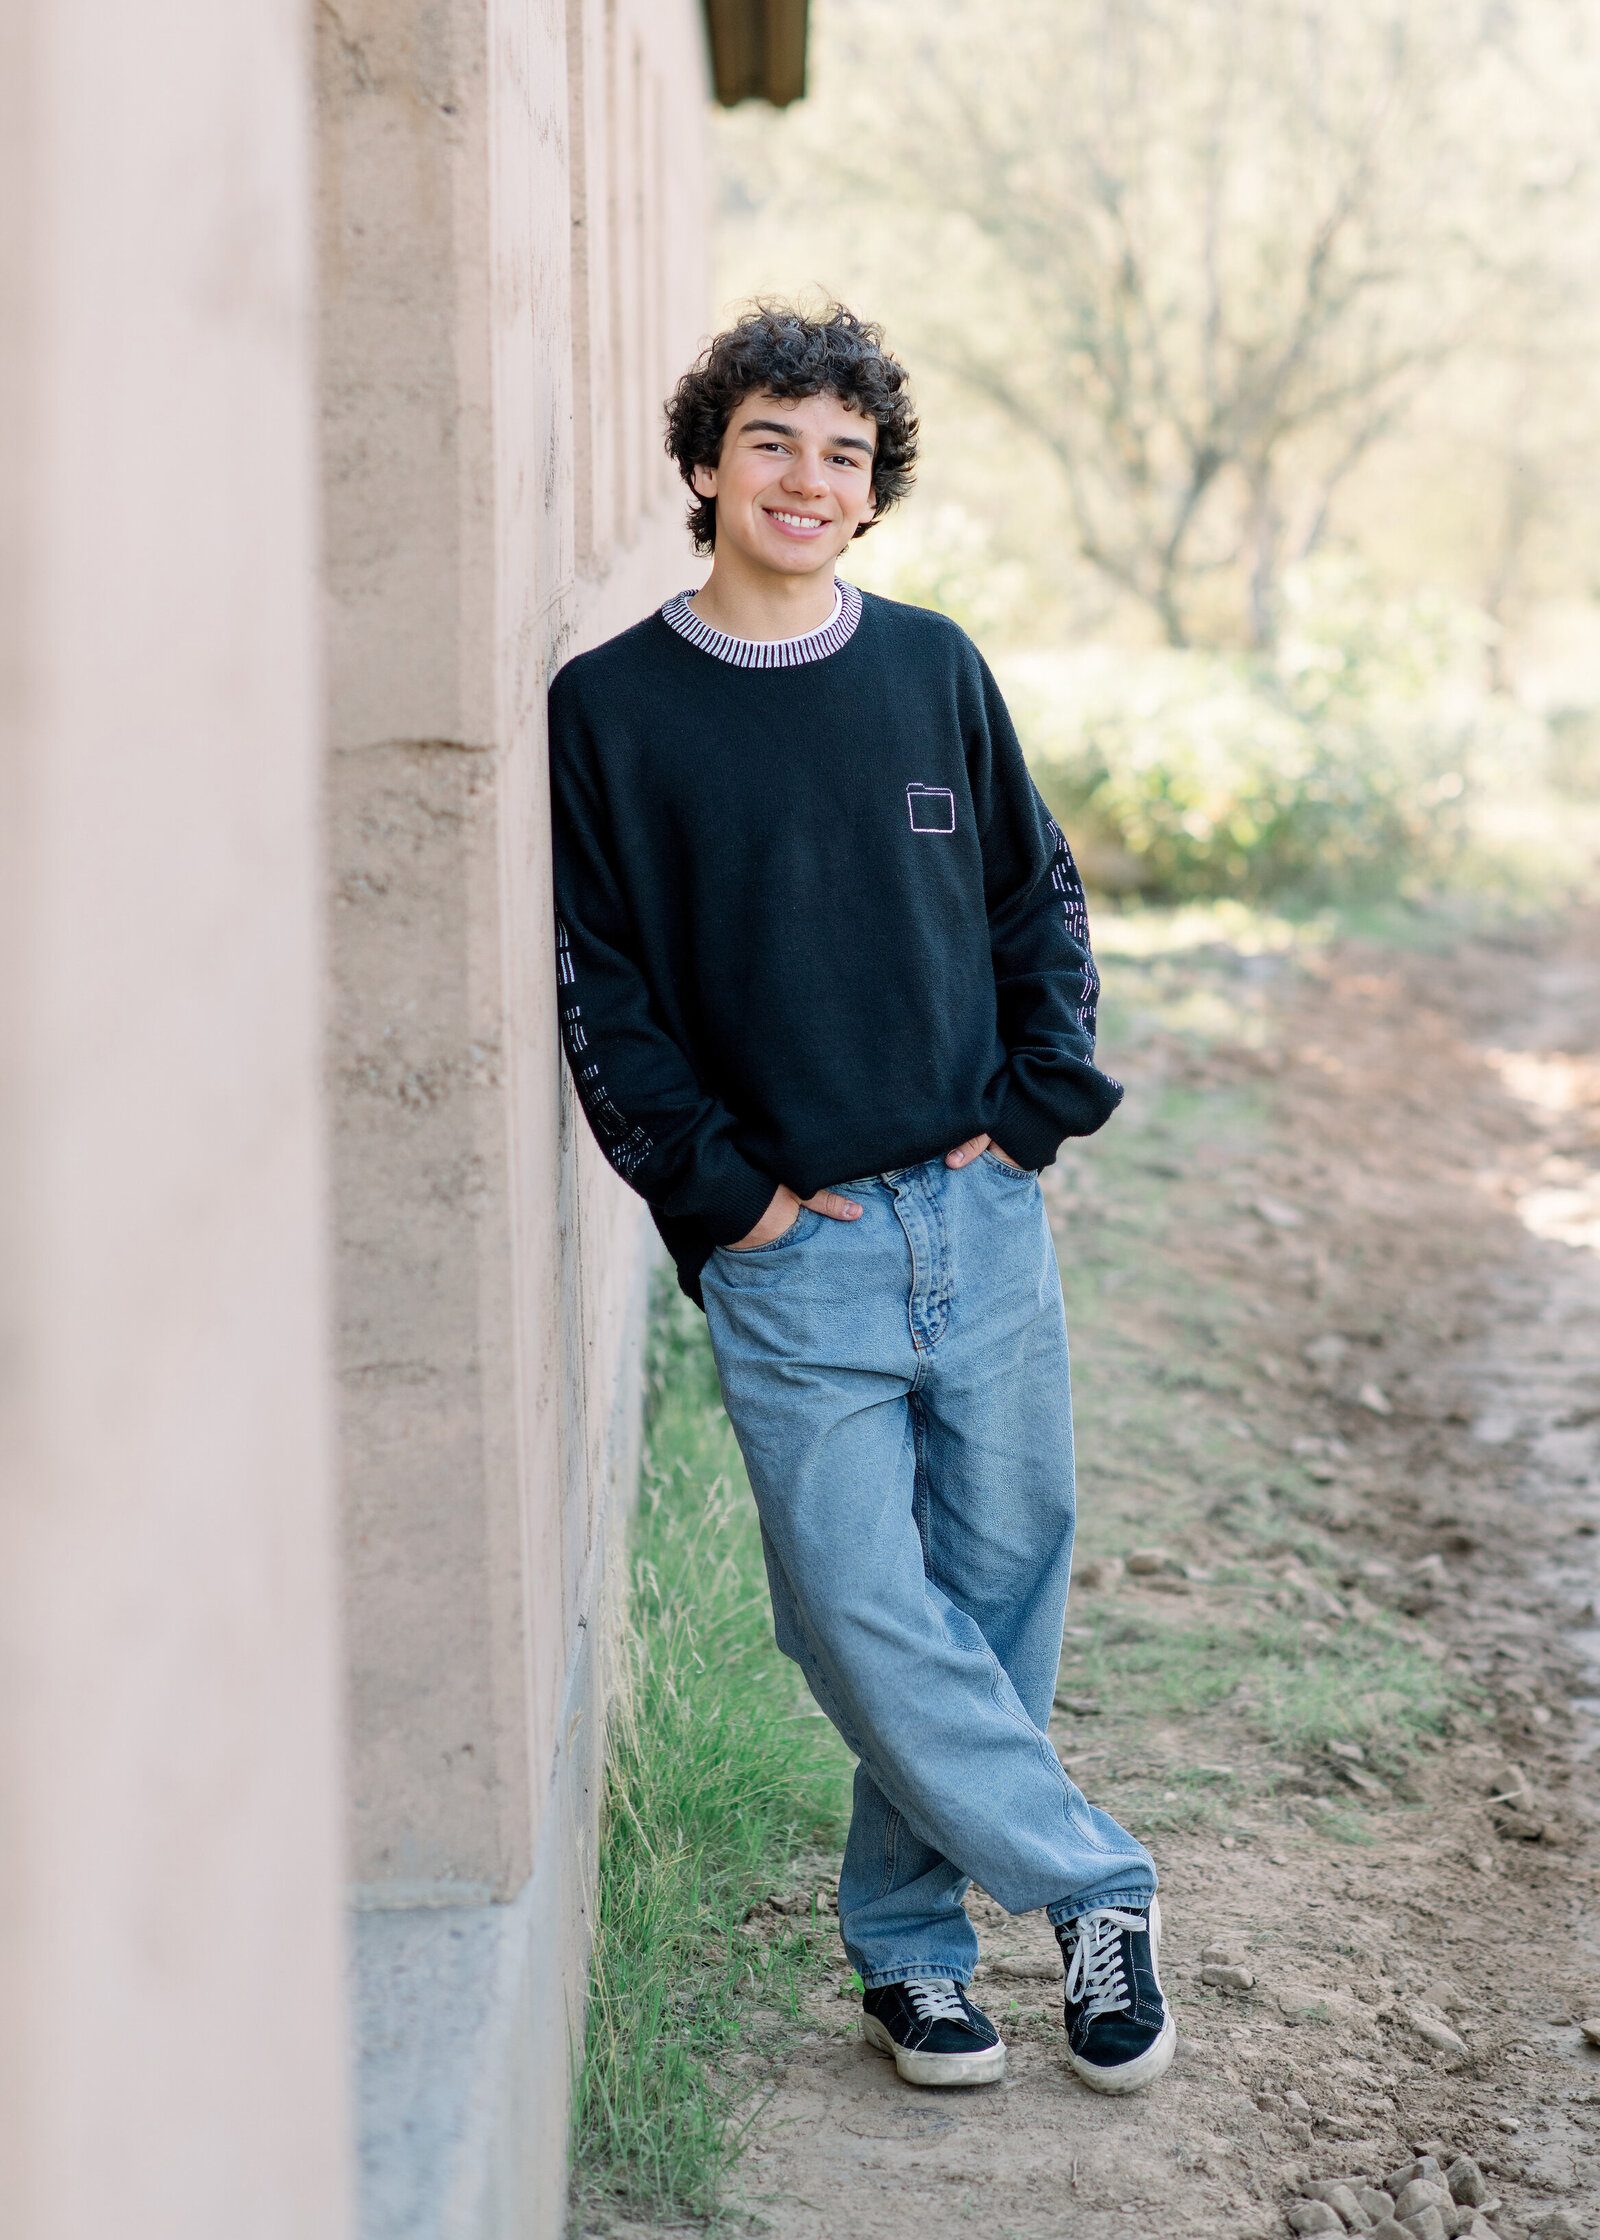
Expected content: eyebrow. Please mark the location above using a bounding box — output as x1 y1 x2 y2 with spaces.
738 416 875 458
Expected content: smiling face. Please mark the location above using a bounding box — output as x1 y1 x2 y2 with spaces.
690 390 879 582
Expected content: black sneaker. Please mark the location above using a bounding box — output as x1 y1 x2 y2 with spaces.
861 1977 1006 2087
1055 1896 1176 2093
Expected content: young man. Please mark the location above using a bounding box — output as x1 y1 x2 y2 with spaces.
549 304 1174 2095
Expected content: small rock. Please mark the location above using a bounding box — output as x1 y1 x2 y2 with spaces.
1126 1547 1169 1574
1327 1739 1365 1762
1400 2209 1447 2240
1359 2194 1397 2223
1530 2215 1585 2240
1487 1763 1532 1810
1203 1963 1255 1990
1357 1381 1393 1415
1388 2161 1443 2195
987 1954 1057 1981
1286 2089 1312 2115
1340 1763 1392 1798
1304 1333 1350 1369
1280 1985 1340 2023
1495 1808 1546 1842
1073 1555 1123 1590
1202 1943 1246 1965
1052 1693 1103 1715
1410 2012 1468 2055
1395 2181 1453 2221
1368 2223 1411 2240
1276 1563 1348 1621
1256 1193 1306 1229
1579 2016 1600 2045
1304 2178 1365 2206
1446 2160 1486 2208
1288 2206 1344 2236
1143 1572 1195 1594
1316 2182 1370 2228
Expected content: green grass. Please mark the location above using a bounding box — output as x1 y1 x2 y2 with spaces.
1067 1601 1457 1768
571 1278 851 2225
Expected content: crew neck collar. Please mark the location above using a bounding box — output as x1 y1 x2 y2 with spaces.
660 580 862 669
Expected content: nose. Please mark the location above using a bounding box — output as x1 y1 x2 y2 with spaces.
782 447 829 500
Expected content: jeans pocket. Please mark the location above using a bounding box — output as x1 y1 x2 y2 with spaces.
715 1205 816 1258
980 1148 1036 1181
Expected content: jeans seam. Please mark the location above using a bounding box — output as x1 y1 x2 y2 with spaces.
880 1806 901 1902
910 1393 932 1578
892 1182 928 1357
1046 1885 1156 1926
926 1169 952 1347
861 1964 971 1989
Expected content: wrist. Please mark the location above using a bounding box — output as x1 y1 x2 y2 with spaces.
729 1183 799 1251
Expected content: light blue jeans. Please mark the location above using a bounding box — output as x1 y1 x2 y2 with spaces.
699 1151 1155 1988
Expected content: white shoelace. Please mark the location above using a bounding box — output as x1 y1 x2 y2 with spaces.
904 1978 969 2025
1061 1907 1146 2019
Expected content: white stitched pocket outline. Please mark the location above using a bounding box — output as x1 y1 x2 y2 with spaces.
906 782 956 834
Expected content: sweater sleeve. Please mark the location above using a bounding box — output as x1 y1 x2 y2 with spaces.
968 650 1124 1170
549 685 778 1245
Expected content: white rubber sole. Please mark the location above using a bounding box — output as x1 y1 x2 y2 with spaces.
1064 1893 1177 2096
1065 2003 1177 2094
861 2012 1007 2088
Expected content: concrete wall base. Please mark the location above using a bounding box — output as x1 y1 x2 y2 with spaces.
352 1234 653 2240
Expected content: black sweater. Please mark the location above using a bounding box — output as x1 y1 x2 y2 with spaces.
548 588 1122 1302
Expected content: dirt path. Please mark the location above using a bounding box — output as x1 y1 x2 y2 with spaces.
606 908 1600 2240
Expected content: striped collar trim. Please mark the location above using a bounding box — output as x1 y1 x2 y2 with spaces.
660 580 863 669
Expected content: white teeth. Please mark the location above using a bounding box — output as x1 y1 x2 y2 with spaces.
769 510 822 528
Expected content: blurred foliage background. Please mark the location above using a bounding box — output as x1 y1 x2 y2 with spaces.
714 0 1600 905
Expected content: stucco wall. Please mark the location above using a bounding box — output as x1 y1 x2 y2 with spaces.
0 2 349 2236
319 0 709 1918
0 0 712 2226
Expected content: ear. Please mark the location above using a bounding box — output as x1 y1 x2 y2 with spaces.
691 461 718 499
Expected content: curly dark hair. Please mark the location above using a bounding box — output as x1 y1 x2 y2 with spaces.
664 302 918 556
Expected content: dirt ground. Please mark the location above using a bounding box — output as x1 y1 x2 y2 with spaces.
607 906 1600 2240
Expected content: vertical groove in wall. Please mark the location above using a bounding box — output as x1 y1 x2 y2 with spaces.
627 37 646 540
566 0 598 574
604 0 628 554
651 69 672 505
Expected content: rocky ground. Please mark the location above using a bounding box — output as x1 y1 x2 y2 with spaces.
589 905 1600 2240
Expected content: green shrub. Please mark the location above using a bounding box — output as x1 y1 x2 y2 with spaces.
1003 560 1543 902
